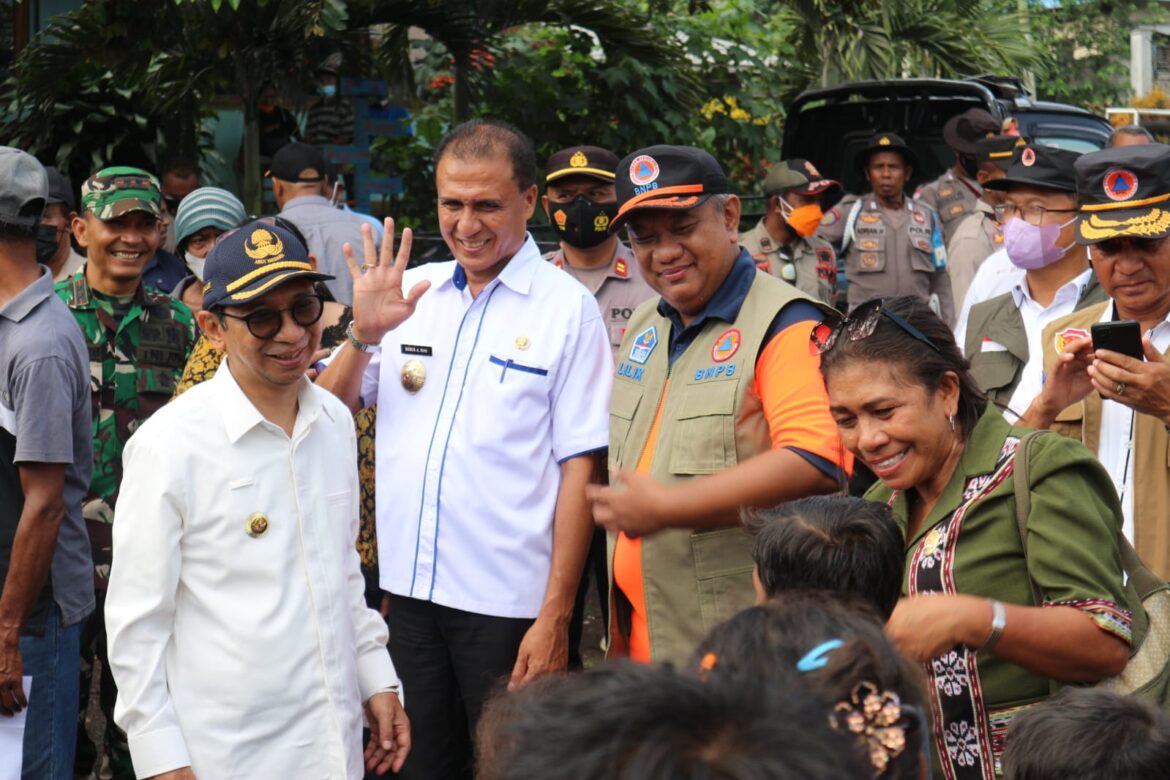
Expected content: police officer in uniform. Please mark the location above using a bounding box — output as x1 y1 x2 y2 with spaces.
540 145 654 669
947 134 1019 306
818 132 955 322
915 107 1001 242
542 146 656 355
739 158 840 306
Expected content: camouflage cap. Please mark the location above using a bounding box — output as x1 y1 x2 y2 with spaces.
81 166 162 220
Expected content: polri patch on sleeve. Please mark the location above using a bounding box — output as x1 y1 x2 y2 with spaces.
401 344 434 356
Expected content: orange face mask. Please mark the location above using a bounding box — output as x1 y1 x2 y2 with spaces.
782 200 824 237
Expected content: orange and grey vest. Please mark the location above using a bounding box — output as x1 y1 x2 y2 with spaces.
607 270 814 665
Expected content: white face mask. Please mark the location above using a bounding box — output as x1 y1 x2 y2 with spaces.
185 251 206 281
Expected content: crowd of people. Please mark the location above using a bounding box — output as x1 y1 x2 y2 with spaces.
2 107 1170 780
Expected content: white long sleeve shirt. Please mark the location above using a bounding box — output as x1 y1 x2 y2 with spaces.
349 235 613 619
106 362 398 780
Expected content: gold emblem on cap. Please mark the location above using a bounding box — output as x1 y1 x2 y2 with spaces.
246 512 269 538
570 151 589 168
244 228 286 265
401 359 426 392
879 136 892 146
515 336 530 351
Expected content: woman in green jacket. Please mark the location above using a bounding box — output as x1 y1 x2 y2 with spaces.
816 296 1130 779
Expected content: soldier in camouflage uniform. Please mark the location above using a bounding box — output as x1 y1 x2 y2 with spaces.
58 166 196 780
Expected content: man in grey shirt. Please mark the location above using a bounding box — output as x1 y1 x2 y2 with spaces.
272 142 374 305
0 147 94 779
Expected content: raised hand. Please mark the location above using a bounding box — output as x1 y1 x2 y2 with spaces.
344 218 431 345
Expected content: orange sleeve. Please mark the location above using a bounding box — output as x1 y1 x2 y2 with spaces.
752 319 853 476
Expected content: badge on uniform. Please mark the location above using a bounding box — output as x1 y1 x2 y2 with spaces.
821 209 840 226
860 239 878 251
628 325 658 365
1054 327 1090 354
246 512 269 538
401 359 426 392
859 214 881 225
711 328 741 362
913 211 926 225
940 186 954 197
948 204 964 216
515 336 530 350
860 253 879 269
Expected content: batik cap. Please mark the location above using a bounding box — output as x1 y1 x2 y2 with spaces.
81 166 161 220
202 220 333 309
611 145 729 232
1074 143 1170 244
0 147 48 229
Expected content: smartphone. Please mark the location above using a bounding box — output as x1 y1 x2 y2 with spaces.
1091 320 1144 361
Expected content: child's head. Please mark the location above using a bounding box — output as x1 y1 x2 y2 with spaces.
1003 688 1170 780
747 495 904 619
690 592 927 779
476 660 868 780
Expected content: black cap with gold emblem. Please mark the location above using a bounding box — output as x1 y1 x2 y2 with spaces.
1074 143 1170 244
856 132 919 171
545 145 620 184
983 143 1080 193
202 220 334 309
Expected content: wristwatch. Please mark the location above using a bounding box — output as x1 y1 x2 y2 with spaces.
978 600 1007 654
346 321 378 353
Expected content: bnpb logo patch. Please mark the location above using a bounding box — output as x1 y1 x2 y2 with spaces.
629 155 660 187
1103 168 1138 202
1020 147 1036 167
711 328 741 362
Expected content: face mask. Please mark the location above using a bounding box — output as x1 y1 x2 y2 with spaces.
185 251 206 281
779 197 824 238
320 84 337 98
36 224 61 265
1003 216 1076 270
549 196 619 249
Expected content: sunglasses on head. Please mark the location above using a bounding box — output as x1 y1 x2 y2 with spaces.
810 298 941 355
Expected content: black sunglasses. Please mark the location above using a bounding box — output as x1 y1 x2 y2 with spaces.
810 298 941 355
220 294 325 339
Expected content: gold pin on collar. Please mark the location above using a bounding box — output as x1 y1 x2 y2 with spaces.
246 512 269 538
401 359 426 392
515 336 530 350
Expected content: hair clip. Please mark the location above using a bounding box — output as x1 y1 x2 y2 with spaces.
829 681 908 774
796 639 844 673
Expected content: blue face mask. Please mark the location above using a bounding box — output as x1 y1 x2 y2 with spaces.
320 83 337 98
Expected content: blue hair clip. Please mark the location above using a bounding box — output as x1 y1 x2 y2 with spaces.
797 639 845 672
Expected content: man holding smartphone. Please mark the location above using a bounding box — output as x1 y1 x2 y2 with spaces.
1020 143 1170 578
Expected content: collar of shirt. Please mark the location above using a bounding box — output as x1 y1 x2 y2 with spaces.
0 266 54 322
1010 267 1092 311
62 267 156 313
656 247 755 363
281 195 335 212
213 357 332 443
449 233 541 295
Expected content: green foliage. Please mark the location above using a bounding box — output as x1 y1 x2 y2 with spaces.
771 0 1045 95
1027 0 1165 113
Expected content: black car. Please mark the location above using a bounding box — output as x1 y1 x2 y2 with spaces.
780 76 1112 198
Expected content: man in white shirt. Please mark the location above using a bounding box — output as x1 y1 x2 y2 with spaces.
105 222 408 780
959 143 1105 420
1021 143 1170 578
316 119 612 779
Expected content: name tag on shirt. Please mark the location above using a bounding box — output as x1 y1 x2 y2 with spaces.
401 344 433 356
